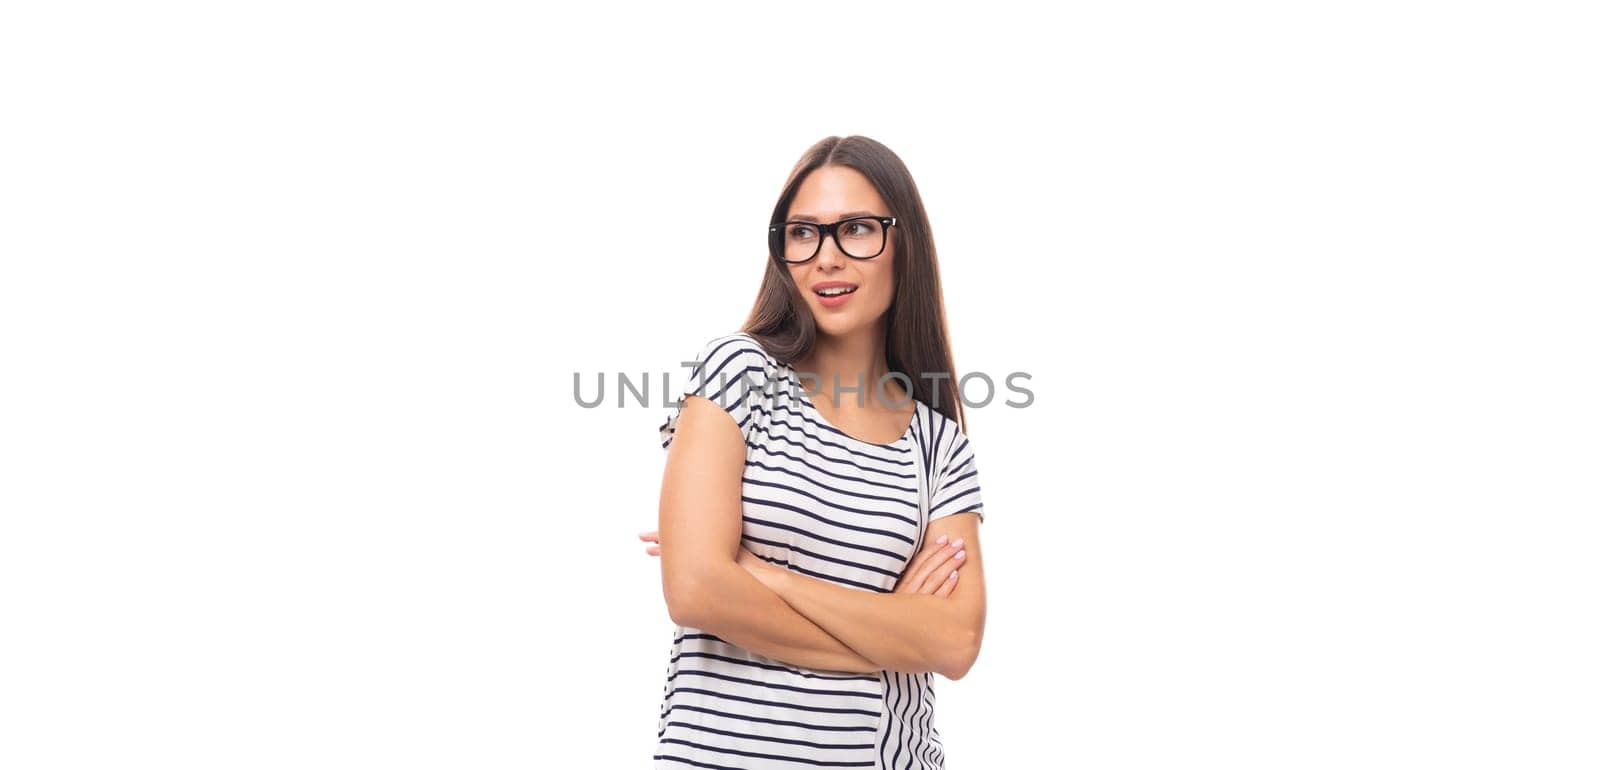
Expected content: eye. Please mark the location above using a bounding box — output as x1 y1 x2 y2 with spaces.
788 224 817 240
843 221 871 236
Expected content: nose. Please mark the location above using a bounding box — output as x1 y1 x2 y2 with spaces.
814 230 848 270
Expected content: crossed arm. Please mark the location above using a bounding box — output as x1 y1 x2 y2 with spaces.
657 395 987 680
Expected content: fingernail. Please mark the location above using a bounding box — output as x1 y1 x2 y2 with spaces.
936 535 948 544
951 538 964 549
949 570 958 579
955 550 965 560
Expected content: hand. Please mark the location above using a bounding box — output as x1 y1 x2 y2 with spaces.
638 530 661 556
893 534 965 597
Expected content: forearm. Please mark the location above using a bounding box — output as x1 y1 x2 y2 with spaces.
759 565 973 677
683 561 884 675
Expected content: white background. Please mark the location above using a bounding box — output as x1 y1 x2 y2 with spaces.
3 2 1597 768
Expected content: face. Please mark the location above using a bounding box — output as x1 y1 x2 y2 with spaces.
781 165 897 341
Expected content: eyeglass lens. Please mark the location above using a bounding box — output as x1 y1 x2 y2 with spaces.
783 218 886 262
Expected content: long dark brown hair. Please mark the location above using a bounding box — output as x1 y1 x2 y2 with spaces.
741 135 967 432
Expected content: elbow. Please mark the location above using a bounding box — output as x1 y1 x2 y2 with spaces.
662 556 739 629
939 627 982 681
665 594 698 629
664 578 707 629
664 571 724 630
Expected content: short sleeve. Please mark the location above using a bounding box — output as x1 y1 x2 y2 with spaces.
929 427 985 523
658 333 775 453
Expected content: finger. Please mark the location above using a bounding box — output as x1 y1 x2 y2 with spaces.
900 543 932 574
907 554 946 594
900 536 951 589
905 551 949 594
927 548 969 594
895 557 928 593
908 547 960 594
647 546 660 556
933 569 958 598
638 531 660 542
903 535 947 573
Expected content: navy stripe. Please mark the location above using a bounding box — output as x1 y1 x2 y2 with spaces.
949 436 970 464
748 398 915 457
740 500 915 548
654 752 750 769
671 669 883 700
662 719 874 750
750 423 916 479
936 467 977 494
747 444 918 494
916 673 936 768
877 672 895 769
670 649 879 683
743 533 904 581
917 408 934 482
700 364 765 404
760 408 916 465
686 337 765 395
662 703 878 732
745 459 919 510
666 686 881 717
657 737 875 767
930 490 983 518
895 671 916 770
742 477 917 526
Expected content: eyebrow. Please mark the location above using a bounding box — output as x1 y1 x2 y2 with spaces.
785 210 882 223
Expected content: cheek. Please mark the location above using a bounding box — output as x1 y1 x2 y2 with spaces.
785 268 810 301
868 262 895 306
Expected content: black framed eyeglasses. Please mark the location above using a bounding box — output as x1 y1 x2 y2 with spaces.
768 215 897 264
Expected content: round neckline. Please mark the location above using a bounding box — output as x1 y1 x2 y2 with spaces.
788 363 919 448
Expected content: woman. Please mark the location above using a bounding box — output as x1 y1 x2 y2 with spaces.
639 135 987 769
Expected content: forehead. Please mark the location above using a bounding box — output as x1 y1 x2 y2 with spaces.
787 165 888 220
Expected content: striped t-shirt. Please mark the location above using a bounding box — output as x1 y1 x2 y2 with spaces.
654 332 985 770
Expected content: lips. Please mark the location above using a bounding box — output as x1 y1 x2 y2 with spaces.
812 281 858 308
811 281 858 298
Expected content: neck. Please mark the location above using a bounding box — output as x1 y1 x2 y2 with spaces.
797 321 905 410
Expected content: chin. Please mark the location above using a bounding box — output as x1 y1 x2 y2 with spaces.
810 304 886 339
813 317 851 338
